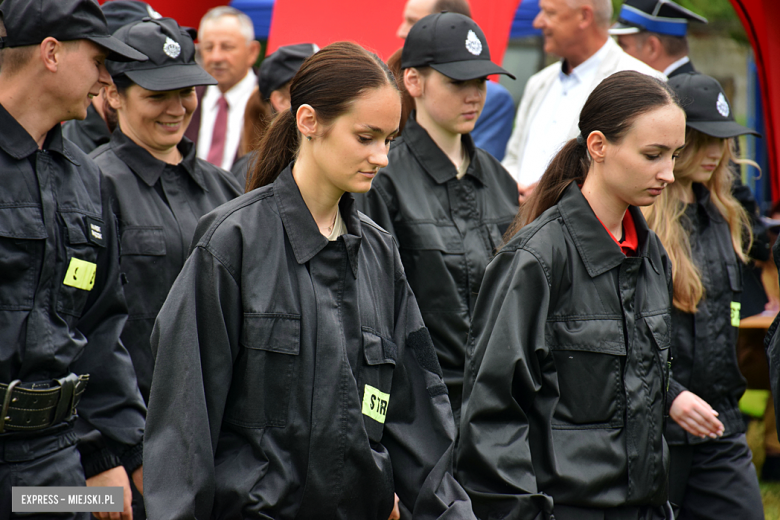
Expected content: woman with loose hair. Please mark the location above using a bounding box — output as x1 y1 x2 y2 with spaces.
457 70 685 520
644 73 764 520
143 41 473 520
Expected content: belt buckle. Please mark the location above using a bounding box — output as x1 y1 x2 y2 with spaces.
0 380 22 434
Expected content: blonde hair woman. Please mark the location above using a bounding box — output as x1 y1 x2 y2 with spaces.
644 72 764 520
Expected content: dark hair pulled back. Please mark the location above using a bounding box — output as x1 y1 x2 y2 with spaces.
246 41 398 191
504 70 681 240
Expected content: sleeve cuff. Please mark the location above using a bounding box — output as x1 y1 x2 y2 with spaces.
667 378 687 414
120 442 144 474
80 446 123 479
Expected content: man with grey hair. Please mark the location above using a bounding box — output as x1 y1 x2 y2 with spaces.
190 6 260 170
502 0 665 200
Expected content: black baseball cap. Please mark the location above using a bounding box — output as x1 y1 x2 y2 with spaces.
258 43 318 97
610 0 707 37
669 73 760 139
401 12 515 81
0 0 148 62
102 1 162 35
107 18 216 91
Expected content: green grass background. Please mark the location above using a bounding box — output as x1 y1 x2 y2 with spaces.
747 418 780 519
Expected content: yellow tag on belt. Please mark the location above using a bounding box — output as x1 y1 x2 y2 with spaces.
64 258 97 291
731 301 741 327
362 384 390 424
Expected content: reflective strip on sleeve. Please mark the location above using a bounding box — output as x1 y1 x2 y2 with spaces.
731 301 741 327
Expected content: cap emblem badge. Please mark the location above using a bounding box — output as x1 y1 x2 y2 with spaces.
465 30 482 56
716 93 730 118
163 37 181 59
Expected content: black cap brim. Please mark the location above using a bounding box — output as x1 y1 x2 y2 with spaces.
124 63 217 91
687 120 761 139
87 34 148 62
431 60 515 81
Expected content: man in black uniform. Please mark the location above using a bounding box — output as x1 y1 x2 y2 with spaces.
62 0 162 155
610 0 706 77
0 1 148 518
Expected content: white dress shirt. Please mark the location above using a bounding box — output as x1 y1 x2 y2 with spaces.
516 41 612 186
663 56 690 76
197 69 257 170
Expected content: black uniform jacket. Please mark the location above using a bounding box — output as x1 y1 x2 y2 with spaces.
456 183 673 519
0 104 145 461
91 130 242 402
359 114 519 414
143 166 475 520
665 184 746 444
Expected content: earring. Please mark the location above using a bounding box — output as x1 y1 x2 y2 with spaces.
306 136 312 141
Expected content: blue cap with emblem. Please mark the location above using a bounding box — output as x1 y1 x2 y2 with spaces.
609 0 707 37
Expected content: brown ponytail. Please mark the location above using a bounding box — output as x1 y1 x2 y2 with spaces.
504 70 680 241
246 41 398 191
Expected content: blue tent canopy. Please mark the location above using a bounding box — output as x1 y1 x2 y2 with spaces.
230 0 540 40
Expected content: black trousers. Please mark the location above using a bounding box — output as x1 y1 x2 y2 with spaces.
0 428 89 519
669 433 764 520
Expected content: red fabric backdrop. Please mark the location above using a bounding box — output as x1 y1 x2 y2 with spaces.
98 0 224 31
266 0 521 64
729 0 780 200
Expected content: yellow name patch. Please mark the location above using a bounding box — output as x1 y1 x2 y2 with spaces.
731 301 741 327
362 384 390 424
64 258 97 291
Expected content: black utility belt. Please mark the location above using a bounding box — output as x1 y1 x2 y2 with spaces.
0 373 89 433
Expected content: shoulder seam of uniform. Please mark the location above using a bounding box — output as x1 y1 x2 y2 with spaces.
196 243 241 285
197 188 274 246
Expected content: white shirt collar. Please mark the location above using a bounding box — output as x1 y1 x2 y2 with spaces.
663 56 690 76
205 69 256 107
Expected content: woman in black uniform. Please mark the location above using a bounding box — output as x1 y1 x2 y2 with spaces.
143 41 473 520
457 71 686 520
91 17 242 403
644 73 764 520
361 12 519 420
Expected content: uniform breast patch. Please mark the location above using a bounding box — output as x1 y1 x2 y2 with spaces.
64 257 97 291
362 384 390 424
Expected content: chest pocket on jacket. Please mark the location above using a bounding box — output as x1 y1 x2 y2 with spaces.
120 227 167 256
119 227 167 316
358 328 397 442
58 212 103 316
547 319 626 429
225 314 300 428
0 206 46 311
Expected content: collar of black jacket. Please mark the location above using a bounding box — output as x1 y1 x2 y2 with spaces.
403 112 484 185
109 128 207 191
274 164 362 277
0 102 81 165
75 105 112 147
690 182 724 223
557 182 658 277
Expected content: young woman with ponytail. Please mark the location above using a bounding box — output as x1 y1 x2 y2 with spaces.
644 73 764 520
457 71 686 520
142 41 474 520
